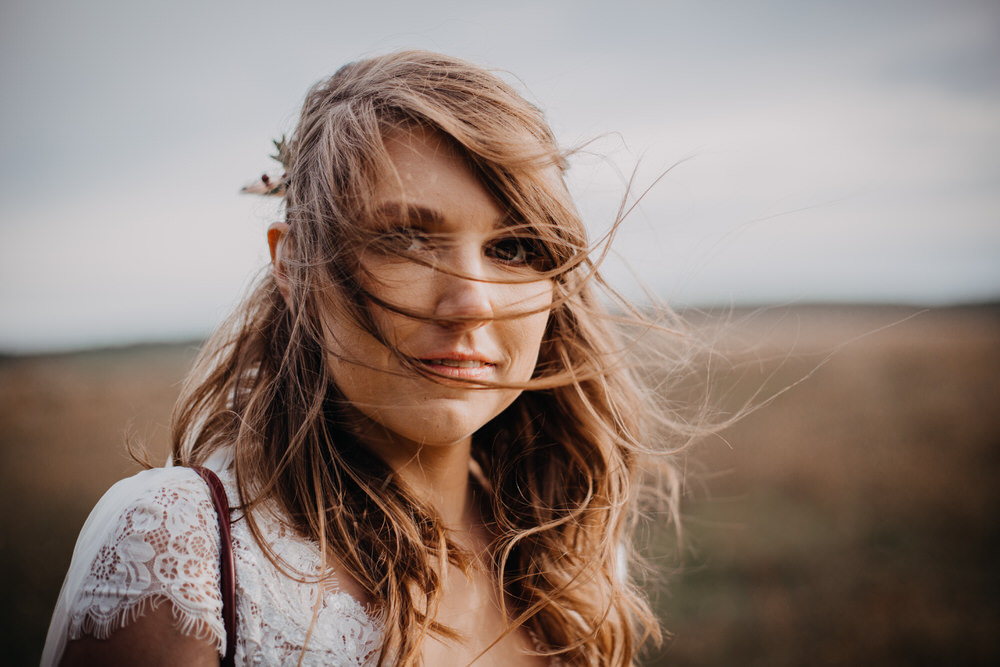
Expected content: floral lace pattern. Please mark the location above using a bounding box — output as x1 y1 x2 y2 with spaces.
65 467 383 666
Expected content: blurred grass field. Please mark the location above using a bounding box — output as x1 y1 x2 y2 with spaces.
2 305 998 665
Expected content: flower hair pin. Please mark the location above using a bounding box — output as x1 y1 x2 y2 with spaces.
241 136 291 196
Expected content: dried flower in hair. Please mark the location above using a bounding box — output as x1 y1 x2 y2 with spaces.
240 134 291 196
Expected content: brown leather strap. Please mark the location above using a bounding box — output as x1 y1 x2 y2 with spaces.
192 466 236 667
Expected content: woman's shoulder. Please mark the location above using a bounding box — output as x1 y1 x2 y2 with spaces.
78 466 224 575
99 464 214 506
41 465 228 665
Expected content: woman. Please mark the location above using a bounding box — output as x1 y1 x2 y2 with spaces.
43 50 682 665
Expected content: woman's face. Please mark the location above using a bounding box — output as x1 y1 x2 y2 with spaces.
321 126 553 457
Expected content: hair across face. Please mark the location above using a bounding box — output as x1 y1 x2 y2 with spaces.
319 124 554 459
279 51 595 409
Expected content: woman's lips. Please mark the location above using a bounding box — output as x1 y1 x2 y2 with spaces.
416 357 496 380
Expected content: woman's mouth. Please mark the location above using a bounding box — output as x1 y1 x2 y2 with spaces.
417 358 495 380
425 359 488 368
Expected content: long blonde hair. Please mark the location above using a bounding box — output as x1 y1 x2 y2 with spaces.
171 50 685 665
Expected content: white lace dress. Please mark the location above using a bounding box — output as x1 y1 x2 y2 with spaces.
41 458 384 666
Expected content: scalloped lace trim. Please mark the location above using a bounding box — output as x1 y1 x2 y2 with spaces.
73 594 224 650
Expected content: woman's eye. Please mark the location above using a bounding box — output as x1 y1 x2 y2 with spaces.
381 227 430 254
487 237 532 265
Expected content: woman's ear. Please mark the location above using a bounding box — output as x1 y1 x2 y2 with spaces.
267 222 293 308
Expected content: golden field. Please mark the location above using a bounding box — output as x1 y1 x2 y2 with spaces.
2 305 997 665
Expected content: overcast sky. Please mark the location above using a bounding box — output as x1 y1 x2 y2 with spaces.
1 0 997 352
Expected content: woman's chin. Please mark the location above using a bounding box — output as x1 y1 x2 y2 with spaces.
360 393 517 452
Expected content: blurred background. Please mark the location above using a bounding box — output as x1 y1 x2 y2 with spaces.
1 0 997 664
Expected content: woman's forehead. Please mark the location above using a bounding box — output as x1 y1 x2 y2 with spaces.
368 126 507 229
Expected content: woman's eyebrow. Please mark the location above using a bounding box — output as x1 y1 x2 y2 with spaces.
374 202 520 228
372 202 445 227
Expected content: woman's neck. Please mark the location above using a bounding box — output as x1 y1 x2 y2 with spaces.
361 430 478 530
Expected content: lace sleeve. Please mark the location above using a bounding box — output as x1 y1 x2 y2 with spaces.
41 467 226 665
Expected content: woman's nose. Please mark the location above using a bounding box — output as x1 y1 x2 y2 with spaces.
433 249 493 330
